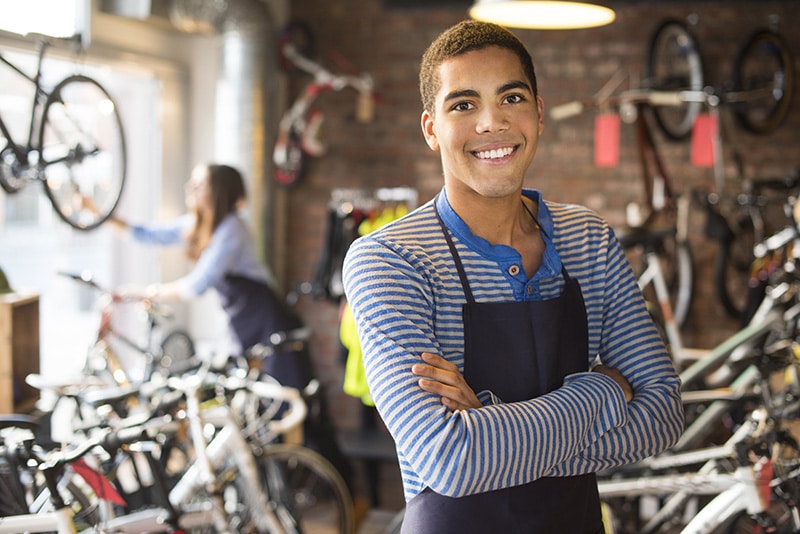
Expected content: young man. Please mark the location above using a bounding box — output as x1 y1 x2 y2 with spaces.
343 20 683 533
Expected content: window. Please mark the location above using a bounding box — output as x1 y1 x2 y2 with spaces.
0 0 90 44
0 40 165 383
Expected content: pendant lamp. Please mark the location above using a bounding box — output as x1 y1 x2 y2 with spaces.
470 1 616 30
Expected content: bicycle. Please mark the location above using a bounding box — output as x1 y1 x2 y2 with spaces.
0 33 127 231
552 84 697 329
599 402 800 533
644 18 794 141
596 221 800 533
273 22 374 187
58 270 195 387
1 361 318 533
644 17 796 321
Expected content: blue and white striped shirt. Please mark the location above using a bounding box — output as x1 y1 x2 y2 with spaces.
342 188 683 502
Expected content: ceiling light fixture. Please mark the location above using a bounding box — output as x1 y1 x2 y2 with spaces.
470 1 616 30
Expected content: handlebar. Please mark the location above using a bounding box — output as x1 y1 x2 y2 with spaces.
164 363 307 436
247 326 312 358
58 270 176 319
549 88 709 121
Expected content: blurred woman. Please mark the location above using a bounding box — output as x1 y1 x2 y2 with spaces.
111 163 311 389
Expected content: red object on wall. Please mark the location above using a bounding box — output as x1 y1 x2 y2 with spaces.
691 113 718 167
594 114 620 167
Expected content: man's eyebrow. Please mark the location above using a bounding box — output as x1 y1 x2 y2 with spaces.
442 81 533 104
442 88 479 104
499 80 533 94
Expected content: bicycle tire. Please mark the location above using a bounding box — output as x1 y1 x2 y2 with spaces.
664 237 694 328
258 443 356 534
712 212 756 321
38 74 127 231
638 234 694 329
158 329 195 376
644 19 705 141
274 129 307 187
0 142 26 194
730 29 794 135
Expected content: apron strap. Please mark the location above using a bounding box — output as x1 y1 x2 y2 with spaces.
522 198 574 282
433 194 476 304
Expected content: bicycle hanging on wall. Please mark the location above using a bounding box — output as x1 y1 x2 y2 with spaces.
273 22 375 187
0 33 127 231
644 17 793 141
646 17 796 322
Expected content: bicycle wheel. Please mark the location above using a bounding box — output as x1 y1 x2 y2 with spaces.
644 19 705 141
0 142 26 194
712 211 756 321
274 128 307 187
258 443 356 534
638 235 694 329
730 29 794 135
38 74 127 231
158 329 195 376
663 237 694 328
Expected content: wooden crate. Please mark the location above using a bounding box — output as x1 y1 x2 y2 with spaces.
0 293 40 413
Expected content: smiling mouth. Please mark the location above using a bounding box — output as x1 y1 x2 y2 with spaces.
474 146 516 160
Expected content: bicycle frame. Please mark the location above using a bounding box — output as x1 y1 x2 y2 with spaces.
0 368 308 534
94 371 306 533
0 507 76 534
636 239 706 368
0 43 50 166
600 405 798 534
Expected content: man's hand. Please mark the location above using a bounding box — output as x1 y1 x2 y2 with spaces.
412 352 481 411
592 364 634 402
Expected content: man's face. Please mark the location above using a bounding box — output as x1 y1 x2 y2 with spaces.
421 46 544 201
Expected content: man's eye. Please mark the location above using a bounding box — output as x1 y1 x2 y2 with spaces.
504 94 525 104
452 101 473 112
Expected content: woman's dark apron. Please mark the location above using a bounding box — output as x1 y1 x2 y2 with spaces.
216 274 312 390
218 274 355 491
400 202 602 533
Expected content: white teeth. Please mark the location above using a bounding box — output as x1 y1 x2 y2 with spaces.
476 147 513 159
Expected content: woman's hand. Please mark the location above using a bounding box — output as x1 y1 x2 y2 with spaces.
412 352 481 411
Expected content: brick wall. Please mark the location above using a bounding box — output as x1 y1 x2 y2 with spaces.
276 1 800 436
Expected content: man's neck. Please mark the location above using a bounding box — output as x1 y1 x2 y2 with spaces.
446 189 537 248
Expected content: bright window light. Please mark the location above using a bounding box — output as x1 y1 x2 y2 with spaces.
0 0 89 43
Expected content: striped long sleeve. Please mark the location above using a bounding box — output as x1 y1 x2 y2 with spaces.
342 189 684 501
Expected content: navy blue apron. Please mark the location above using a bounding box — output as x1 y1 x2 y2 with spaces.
216 274 312 390
401 199 602 533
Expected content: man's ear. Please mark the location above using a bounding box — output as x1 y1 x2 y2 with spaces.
421 110 439 151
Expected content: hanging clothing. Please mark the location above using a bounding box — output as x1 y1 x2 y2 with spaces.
341 203 410 405
340 302 373 406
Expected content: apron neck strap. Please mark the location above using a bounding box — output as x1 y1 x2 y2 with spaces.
433 194 476 304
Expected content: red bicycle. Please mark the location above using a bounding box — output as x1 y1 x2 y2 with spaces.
273 23 375 187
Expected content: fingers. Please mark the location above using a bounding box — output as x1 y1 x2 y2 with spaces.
412 352 482 411
411 352 459 384
592 364 634 402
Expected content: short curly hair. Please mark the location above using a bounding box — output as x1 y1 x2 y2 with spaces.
419 20 538 115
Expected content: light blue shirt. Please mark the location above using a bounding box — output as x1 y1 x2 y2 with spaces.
131 213 271 298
